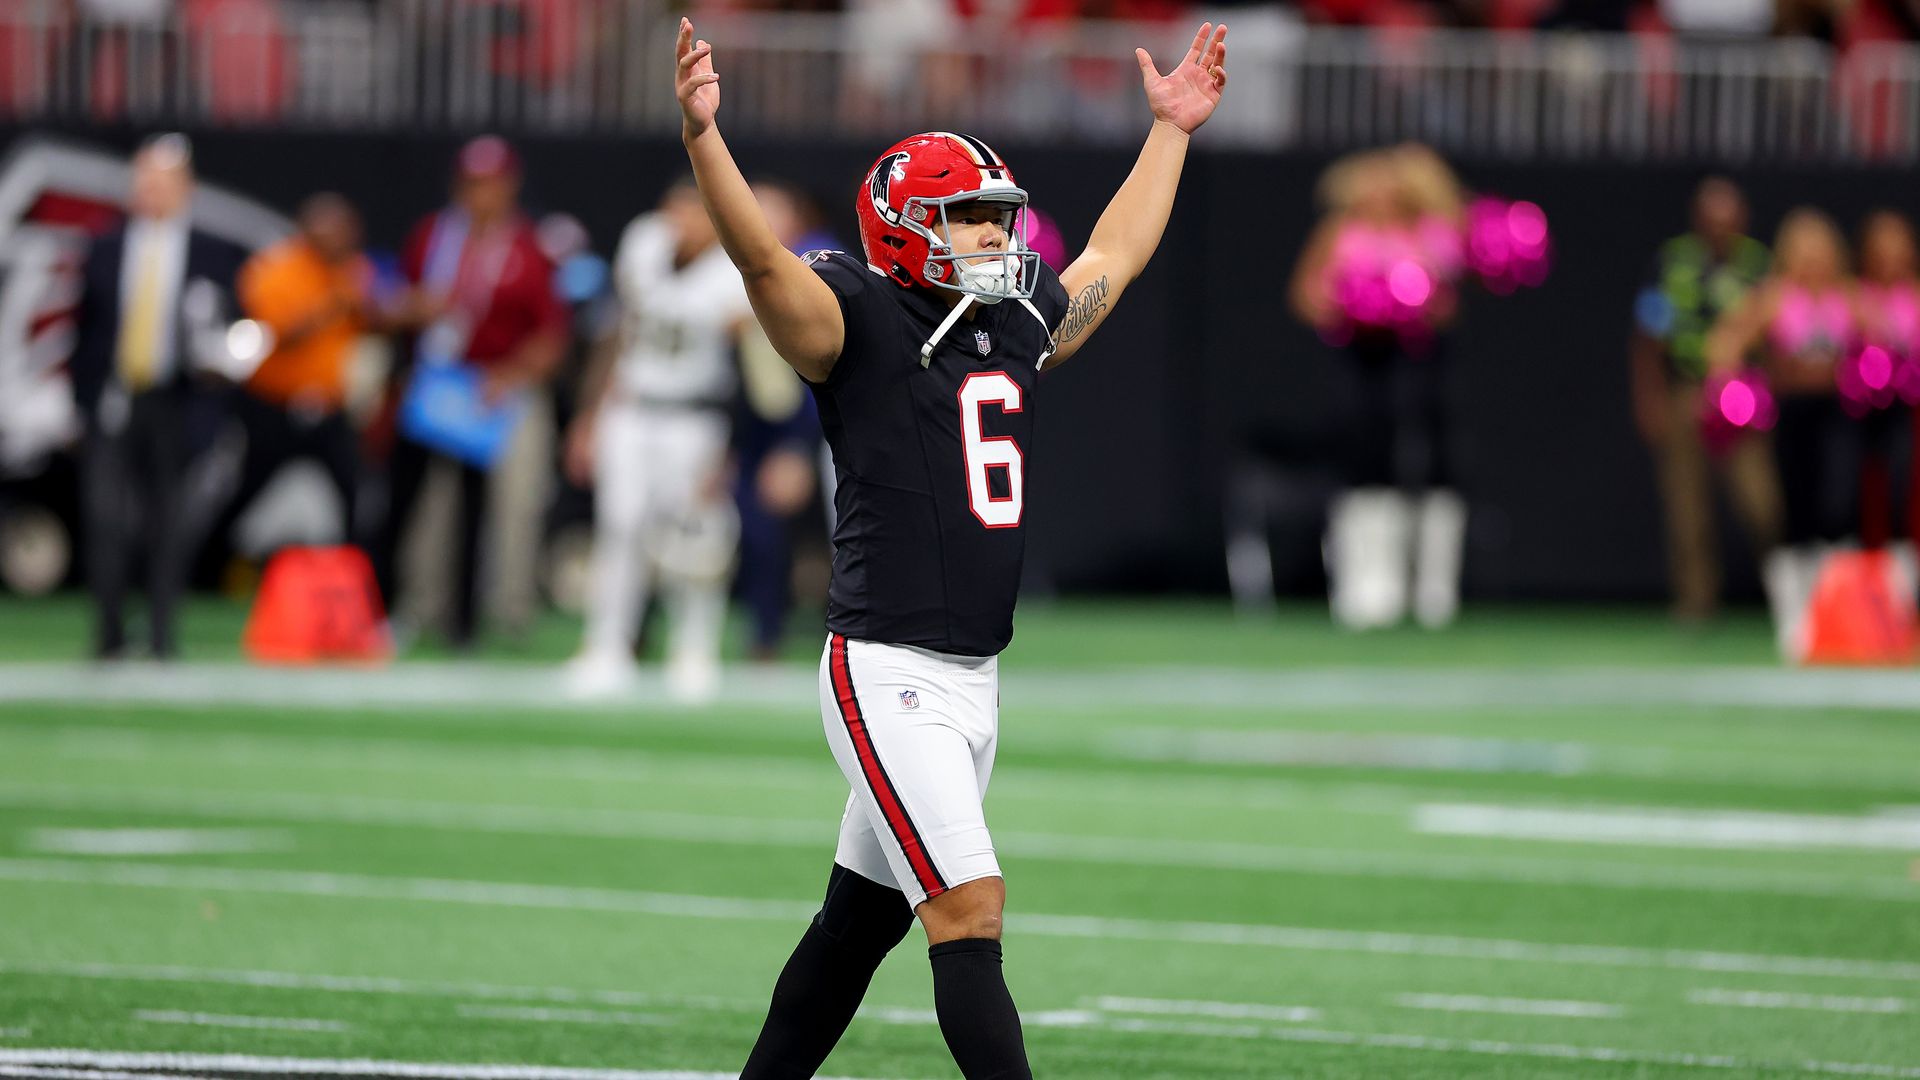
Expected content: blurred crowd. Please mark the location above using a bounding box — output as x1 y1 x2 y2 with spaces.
1294 0 1920 43
22 0 1920 45
1260 141 1917 653
62 132 835 696
1631 181 1919 656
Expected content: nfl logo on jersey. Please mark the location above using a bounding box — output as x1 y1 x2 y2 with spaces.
899 689 920 709
974 329 992 355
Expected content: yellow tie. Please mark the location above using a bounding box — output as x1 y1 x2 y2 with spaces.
117 236 163 391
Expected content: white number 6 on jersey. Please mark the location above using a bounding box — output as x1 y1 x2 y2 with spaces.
958 371 1024 529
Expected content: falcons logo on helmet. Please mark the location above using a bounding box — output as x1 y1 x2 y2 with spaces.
867 152 911 228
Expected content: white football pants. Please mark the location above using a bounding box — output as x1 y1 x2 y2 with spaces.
581 402 730 678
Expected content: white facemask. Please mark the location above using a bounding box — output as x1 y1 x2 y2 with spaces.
954 253 1019 305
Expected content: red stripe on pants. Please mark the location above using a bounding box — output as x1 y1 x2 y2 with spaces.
830 633 946 899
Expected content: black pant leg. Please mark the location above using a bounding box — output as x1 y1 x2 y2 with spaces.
450 459 489 647
374 436 432 615
312 412 361 543
81 426 133 656
1344 337 1399 487
133 394 190 659
207 395 300 565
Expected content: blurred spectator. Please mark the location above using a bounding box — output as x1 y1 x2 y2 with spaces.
1289 146 1467 630
562 179 748 700
212 193 373 559
1630 177 1780 624
1658 0 1774 34
375 135 568 650
734 179 832 661
1708 207 1855 656
69 133 245 659
1849 209 1917 557
535 210 618 610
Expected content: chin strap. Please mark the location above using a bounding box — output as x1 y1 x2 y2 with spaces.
917 292 1059 370
920 293 975 368
1019 297 1057 370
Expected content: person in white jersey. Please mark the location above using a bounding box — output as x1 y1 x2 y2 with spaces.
564 179 751 700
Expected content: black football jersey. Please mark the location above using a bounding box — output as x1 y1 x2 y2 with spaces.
807 250 1070 656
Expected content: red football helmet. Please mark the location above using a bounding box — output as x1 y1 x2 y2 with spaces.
854 131 1038 305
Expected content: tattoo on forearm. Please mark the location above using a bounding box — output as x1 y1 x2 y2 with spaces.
1057 276 1110 344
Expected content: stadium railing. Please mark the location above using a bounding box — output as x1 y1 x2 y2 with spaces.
5 0 1920 163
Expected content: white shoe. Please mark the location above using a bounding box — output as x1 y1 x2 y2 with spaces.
1413 489 1468 630
1326 488 1412 630
665 658 721 705
1762 546 1822 664
564 651 639 699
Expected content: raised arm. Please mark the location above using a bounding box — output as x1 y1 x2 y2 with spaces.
676 18 843 383
1048 22 1227 368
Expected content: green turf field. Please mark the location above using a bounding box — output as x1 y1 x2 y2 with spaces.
1 595 1917 1078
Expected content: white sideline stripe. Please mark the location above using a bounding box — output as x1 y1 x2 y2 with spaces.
1688 988 1912 1014
23 828 292 856
0 1060 226 1068
1418 803 1920 852
1 786 828 848
6 783 1915 904
130 1010 349 1032
455 1006 668 1027
7 661 1920 712
1084 1018 1920 1078
0 1069 225 1080
1108 729 1594 776
1089 995 1322 1022
1393 993 1625 1019
3 860 1918 982
0 1051 895 1080
0 960 761 1014
29 728 833 794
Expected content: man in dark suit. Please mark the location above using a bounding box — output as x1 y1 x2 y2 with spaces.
69 134 245 660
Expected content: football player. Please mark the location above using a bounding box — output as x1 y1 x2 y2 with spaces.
673 16 1228 1077
564 179 750 701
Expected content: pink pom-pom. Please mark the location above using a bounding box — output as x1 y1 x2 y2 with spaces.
1701 370 1777 451
1466 196 1552 293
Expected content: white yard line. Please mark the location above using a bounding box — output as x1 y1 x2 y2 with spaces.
129 1010 348 1033
0 1051 896 1080
5 661 1920 712
454 1006 667 1027
26 728 832 793
1392 993 1625 1019
1688 988 1912 1014
2 859 1917 982
1417 803 1920 852
1084 1017 1920 1078
1088 996 1322 1022
0 960 757 1015
4 783 1912 903
23 828 292 857
0 1060 222 1068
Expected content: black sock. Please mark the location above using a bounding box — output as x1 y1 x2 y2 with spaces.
740 865 913 1079
929 938 1032 1080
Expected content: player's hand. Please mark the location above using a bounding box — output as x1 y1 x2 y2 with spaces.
676 18 721 139
1137 22 1227 135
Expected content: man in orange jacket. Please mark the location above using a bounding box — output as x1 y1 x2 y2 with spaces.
226 193 373 549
